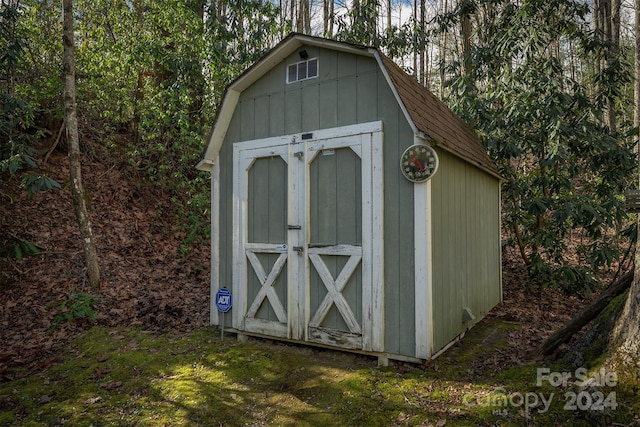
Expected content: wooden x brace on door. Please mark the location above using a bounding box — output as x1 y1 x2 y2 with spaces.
308 245 362 334
246 251 288 323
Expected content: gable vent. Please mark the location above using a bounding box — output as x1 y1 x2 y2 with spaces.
287 58 318 83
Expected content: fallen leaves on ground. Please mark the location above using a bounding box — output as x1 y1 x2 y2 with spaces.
0 140 616 381
1 143 209 380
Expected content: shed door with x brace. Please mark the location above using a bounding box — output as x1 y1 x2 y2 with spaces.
232 122 384 352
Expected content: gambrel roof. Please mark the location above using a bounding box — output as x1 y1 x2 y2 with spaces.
197 33 499 179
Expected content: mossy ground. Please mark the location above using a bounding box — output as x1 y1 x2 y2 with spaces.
0 319 637 426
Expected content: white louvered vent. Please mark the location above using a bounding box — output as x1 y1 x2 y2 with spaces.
287 58 318 83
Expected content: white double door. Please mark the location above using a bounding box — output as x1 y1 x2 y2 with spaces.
232 122 384 351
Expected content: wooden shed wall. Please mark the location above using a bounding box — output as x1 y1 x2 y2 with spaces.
214 46 419 357
430 149 502 352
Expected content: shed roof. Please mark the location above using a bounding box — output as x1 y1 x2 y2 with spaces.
197 33 499 178
378 55 498 176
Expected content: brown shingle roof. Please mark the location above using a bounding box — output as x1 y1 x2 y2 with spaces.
378 54 499 177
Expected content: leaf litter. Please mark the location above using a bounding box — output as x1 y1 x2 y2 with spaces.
1 144 209 380
1 140 634 425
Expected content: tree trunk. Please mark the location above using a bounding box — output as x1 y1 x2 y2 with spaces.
290 0 295 33
303 0 311 34
63 0 101 288
593 0 603 117
439 0 448 98
461 1 473 79
541 271 633 355
280 0 286 39
636 0 640 135
413 0 420 81
420 0 426 85
609 251 640 367
386 0 391 30
328 0 334 36
607 0 620 133
324 0 330 37
606 0 640 372
321 0 334 38
297 0 310 34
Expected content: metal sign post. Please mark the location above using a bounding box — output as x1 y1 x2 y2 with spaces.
215 287 232 340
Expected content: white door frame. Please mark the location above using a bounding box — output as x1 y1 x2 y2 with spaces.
226 121 384 351
232 137 291 337
303 123 384 351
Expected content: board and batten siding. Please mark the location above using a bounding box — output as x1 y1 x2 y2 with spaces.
430 149 502 353
213 45 418 357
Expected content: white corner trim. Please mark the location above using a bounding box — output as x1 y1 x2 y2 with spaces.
369 129 385 352
414 140 433 360
426 177 434 355
210 160 220 325
231 143 247 331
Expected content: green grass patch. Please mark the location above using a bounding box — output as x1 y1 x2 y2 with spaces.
0 320 637 426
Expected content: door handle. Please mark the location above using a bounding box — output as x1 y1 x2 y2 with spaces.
288 225 302 230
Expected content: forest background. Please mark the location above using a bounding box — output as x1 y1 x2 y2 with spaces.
1 1 640 422
4 0 639 295
2 0 640 359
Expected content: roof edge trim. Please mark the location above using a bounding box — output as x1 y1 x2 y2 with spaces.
198 89 240 169
371 49 420 137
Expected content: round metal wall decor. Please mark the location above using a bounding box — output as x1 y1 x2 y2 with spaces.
400 144 439 183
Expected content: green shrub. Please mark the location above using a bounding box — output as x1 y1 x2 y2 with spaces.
51 292 98 329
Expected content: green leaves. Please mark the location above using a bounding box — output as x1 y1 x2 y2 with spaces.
0 4 27 72
335 0 382 47
51 292 98 329
0 236 39 260
21 174 62 197
1 6 60 196
443 0 635 293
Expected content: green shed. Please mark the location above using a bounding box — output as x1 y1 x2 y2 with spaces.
197 33 502 364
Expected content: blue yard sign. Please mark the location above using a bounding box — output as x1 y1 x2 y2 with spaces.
215 287 232 313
